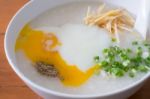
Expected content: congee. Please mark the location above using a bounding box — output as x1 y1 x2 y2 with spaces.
15 1 150 95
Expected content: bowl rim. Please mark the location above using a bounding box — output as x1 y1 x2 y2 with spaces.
4 0 150 98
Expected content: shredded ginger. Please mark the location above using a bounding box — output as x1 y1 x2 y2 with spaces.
84 4 135 38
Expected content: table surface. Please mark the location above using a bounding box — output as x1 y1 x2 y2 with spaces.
0 0 150 99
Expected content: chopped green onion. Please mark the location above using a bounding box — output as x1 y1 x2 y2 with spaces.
138 66 148 72
127 48 132 53
101 61 108 66
103 48 108 53
94 40 150 78
123 60 130 66
110 68 124 77
111 38 117 42
144 43 149 46
129 71 135 78
94 56 100 62
132 41 138 45
143 41 150 46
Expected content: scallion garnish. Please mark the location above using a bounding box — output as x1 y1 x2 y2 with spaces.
94 56 100 63
132 41 138 45
111 38 117 42
94 41 150 78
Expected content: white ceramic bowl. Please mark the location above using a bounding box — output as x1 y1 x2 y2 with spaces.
4 0 150 99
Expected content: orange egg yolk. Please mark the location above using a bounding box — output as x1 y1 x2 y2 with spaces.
15 25 97 86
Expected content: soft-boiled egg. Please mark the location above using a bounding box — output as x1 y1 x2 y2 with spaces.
15 24 111 86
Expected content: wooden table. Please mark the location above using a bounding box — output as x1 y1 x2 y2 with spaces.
0 0 149 99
